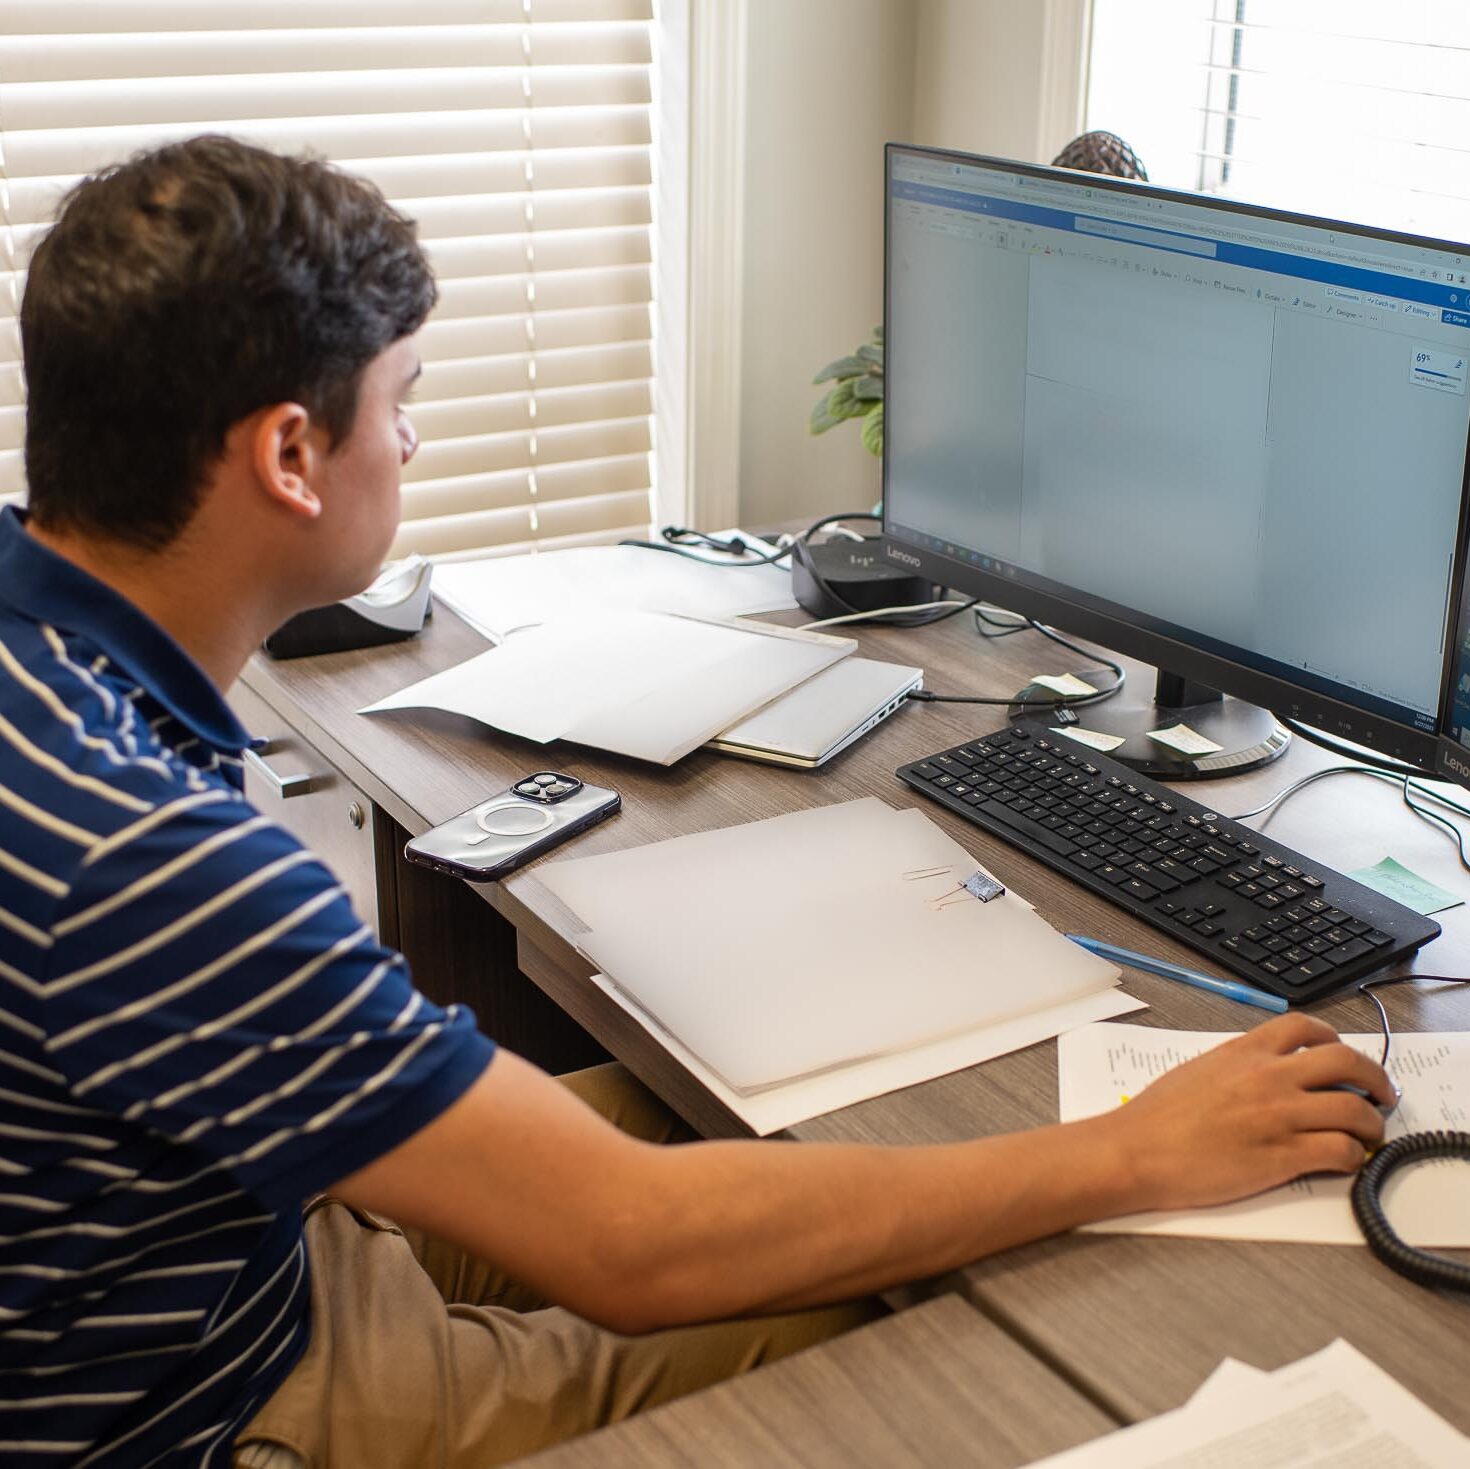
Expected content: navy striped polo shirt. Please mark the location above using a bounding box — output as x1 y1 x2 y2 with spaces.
0 508 495 1467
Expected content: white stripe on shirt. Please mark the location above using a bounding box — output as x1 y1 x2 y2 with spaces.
54 814 273 937
0 709 152 813
47 850 321 1003
78 787 230 870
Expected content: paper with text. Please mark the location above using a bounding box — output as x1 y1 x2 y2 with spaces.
1058 1023 1470 1244
1028 1339 1468 1467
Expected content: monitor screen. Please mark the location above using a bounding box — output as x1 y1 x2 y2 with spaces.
882 144 1470 774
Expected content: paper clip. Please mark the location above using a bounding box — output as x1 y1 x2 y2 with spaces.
928 870 1007 910
903 864 956 881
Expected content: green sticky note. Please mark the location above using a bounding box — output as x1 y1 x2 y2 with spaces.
1349 856 1466 916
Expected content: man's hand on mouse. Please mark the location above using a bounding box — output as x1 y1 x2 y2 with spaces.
1093 1013 1393 1215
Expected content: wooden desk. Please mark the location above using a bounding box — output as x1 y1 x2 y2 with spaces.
517 1295 1115 1469
239 592 1470 1435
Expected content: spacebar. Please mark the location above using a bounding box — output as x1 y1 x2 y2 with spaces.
969 800 1079 858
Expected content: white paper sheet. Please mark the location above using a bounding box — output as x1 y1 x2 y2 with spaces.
360 612 853 765
431 532 796 640
538 799 1123 1092
1058 1023 1470 1245
585 968 1145 1134
1029 1340 1469 1467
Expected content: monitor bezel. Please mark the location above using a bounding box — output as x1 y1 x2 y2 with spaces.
881 141 1470 774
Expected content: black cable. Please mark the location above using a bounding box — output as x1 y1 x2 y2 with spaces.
1352 1133 1470 1292
617 529 795 568
1230 764 1470 876
911 612 1127 709
1347 973 1470 1291
975 607 1031 638
1277 717 1426 778
1400 779 1470 872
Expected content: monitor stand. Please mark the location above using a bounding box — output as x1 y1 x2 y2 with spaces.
1008 668 1290 780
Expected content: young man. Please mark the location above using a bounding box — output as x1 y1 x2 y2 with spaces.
0 137 1394 1469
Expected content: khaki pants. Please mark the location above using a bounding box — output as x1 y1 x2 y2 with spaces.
235 1064 881 1468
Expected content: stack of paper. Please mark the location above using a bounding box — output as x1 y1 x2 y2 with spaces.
535 798 1138 1129
431 533 796 640
361 612 854 765
1057 1023 1470 1245
1027 1340 1468 1466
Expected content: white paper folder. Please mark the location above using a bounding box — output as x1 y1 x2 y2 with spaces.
537 798 1121 1093
361 611 856 765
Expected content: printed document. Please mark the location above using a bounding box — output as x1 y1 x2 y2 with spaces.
1027 1339 1468 1466
1058 1023 1470 1245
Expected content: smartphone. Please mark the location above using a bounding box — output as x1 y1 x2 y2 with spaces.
403 772 620 882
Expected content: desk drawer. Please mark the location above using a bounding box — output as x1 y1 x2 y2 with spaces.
228 680 381 936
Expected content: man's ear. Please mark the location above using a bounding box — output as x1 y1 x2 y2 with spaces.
251 402 322 519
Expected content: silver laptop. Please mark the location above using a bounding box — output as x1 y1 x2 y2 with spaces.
707 657 923 769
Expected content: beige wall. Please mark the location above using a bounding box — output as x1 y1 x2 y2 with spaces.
736 0 916 526
735 0 1072 526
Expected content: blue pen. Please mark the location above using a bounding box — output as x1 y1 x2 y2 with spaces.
1065 934 1288 1014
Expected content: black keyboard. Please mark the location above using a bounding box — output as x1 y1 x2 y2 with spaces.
897 723 1441 1004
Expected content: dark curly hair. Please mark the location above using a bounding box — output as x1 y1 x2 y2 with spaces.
21 134 438 550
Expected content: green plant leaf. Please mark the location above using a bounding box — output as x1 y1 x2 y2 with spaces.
829 380 869 421
872 324 883 342
856 342 884 367
850 373 884 401
812 354 867 384
810 396 841 434
860 400 884 457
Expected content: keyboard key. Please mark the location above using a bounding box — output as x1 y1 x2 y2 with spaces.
1122 879 1159 902
1224 937 1269 962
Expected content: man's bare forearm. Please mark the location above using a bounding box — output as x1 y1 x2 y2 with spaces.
598 1115 1135 1330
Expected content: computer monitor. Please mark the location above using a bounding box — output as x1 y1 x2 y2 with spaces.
881 144 1470 784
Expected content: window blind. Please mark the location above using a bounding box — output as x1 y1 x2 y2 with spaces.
0 0 659 558
1087 0 1470 242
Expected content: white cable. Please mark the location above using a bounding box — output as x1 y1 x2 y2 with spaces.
800 599 968 631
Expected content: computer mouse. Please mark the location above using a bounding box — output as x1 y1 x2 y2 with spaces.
1321 1081 1401 1118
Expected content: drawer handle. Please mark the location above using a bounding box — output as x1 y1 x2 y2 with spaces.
243 743 319 799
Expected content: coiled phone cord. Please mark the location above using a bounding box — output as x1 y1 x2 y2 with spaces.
1351 1131 1470 1292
